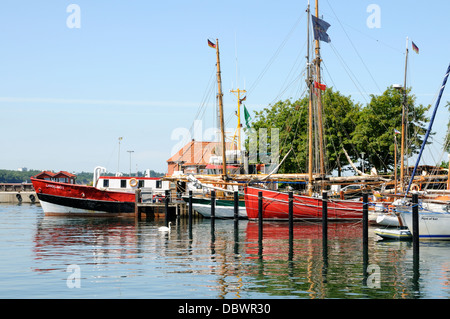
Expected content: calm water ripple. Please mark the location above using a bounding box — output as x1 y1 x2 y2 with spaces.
0 203 449 299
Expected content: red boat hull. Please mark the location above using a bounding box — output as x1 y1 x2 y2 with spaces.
31 178 135 216
244 186 363 220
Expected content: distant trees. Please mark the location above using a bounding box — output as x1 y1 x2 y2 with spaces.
247 86 430 175
0 169 165 184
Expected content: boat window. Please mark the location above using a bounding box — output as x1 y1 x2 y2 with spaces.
138 180 144 188
156 180 162 188
121 180 127 188
103 179 109 187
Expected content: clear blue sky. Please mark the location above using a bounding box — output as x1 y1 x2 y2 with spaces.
0 0 449 174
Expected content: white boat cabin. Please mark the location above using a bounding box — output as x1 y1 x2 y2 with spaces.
96 176 170 194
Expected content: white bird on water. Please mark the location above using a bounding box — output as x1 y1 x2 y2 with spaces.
158 222 172 232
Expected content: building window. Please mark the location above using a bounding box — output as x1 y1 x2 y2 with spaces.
103 179 109 187
121 180 127 188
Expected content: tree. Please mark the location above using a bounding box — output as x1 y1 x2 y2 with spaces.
248 88 361 175
351 86 429 173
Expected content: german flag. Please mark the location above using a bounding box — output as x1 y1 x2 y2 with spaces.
412 41 419 54
207 39 216 49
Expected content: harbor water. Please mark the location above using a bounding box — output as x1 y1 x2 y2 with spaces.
1 203 449 299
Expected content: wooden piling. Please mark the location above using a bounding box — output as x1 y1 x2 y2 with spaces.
233 191 239 221
211 191 215 231
412 193 419 256
188 190 193 233
288 191 293 239
165 189 169 226
322 191 328 244
362 193 369 248
134 189 141 220
258 191 263 241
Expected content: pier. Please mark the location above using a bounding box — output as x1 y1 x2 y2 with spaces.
134 189 199 220
0 183 38 204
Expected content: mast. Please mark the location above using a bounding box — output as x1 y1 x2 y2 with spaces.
214 39 228 180
314 0 326 177
231 88 246 153
400 37 409 192
306 0 314 195
405 63 450 196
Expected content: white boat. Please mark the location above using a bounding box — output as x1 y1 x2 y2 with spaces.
375 213 401 227
397 201 450 240
183 195 247 219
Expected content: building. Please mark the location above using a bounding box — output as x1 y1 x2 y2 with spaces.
167 140 236 175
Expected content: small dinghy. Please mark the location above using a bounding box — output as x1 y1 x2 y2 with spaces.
374 227 412 240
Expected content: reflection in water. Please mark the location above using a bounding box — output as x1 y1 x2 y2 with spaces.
30 213 450 299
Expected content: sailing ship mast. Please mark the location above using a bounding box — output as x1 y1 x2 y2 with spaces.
306 0 314 195
400 37 409 192
213 39 228 180
314 0 326 177
307 0 326 194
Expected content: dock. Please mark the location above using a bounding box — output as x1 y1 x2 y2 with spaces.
134 189 201 220
0 183 38 204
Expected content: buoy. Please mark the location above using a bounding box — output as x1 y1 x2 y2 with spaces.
129 178 138 187
158 222 172 232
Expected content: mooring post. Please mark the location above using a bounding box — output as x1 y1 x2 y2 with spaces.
258 191 263 241
412 193 419 257
211 190 216 231
363 193 369 248
134 188 141 220
234 191 239 221
289 191 293 239
322 191 328 244
188 190 193 232
165 189 169 226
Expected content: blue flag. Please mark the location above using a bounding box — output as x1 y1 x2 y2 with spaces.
311 15 331 43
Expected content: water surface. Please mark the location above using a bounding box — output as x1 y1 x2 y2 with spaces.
0 203 449 299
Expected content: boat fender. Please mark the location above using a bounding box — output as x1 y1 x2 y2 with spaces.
16 193 22 203
129 178 138 187
411 183 420 192
81 193 85 198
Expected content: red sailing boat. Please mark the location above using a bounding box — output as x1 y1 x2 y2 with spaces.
243 0 364 220
244 186 362 220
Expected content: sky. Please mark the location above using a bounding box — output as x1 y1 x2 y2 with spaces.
0 0 449 175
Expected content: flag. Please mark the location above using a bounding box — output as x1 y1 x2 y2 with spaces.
394 129 401 135
314 81 326 91
207 39 216 49
311 15 331 43
243 105 251 128
412 41 419 54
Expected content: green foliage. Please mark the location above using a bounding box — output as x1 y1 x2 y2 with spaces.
352 87 429 173
0 169 165 184
0 169 42 183
247 86 430 174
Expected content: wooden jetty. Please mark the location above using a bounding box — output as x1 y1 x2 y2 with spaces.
134 188 200 220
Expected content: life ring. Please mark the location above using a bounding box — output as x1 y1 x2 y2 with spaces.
129 178 138 187
411 183 420 192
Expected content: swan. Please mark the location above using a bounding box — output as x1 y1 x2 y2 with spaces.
158 222 172 232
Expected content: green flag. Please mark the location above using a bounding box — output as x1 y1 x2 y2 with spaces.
244 105 251 128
